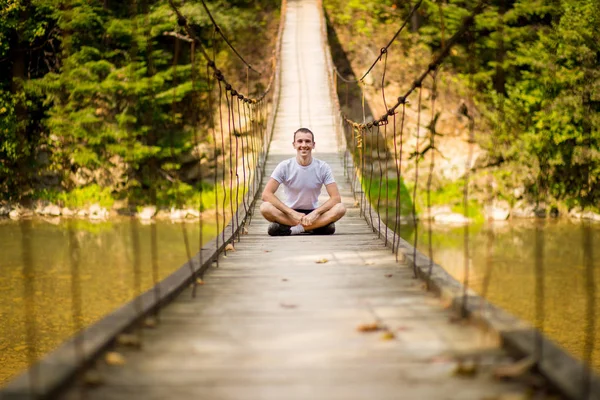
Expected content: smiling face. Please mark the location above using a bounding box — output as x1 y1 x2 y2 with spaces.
293 131 315 158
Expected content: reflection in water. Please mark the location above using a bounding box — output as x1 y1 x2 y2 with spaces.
398 219 600 372
0 218 217 385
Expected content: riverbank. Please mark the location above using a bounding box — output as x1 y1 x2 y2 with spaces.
3 196 600 225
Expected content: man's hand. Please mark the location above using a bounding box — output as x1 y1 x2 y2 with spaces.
287 209 305 225
301 210 321 227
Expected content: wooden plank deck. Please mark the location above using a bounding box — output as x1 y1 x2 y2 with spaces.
58 0 555 398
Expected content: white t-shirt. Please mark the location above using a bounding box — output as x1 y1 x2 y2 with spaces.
270 158 335 209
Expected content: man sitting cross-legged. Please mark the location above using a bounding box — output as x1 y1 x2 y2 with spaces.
260 127 346 236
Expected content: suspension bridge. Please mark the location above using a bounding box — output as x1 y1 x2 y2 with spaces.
1 0 599 399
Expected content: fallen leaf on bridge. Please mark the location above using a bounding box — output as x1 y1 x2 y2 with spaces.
225 243 235 251
356 323 382 332
315 258 329 264
282 278 288 281
263 250 272 253
453 361 478 377
242 227 249 235
117 333 142 348
481 394 530 400
144 317 157 328
196 278 205 285
279 302 297 309
493 356 536 380
105 351 126 366
385 274 393 278
380 330 395 340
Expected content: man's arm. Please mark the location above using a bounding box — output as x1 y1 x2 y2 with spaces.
301 182 341 226
261 178 305 224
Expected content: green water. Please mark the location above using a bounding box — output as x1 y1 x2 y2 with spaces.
0 217 218 385
1 216 599 386
398 219 600 371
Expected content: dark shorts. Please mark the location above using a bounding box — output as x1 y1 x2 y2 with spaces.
294 209 314 215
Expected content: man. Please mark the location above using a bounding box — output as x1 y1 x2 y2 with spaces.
260 127 346 236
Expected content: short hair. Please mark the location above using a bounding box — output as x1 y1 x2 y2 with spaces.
293 128 314 142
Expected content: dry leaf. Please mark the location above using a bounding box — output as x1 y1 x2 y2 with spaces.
264 250 272 253
481 394 530 400
196 278 205 285
453 361 478 377
354 201 360 207
315 258 329 264
225 243 235 251
282 278 288 282
83 370 104 387
380 331 395 340
105 351 126 366
144 317 157 328
493 356 536 380
440 297 454 309
280 302 297 309
242 227 249 235
385 274 393 278
356 323 382 332
117 333 142 348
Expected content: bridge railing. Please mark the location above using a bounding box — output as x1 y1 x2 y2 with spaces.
0 2 287 399
319 1 600 399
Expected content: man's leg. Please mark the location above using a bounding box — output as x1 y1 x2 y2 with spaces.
260 202 299 226
260 202 299 236
303 203 346 234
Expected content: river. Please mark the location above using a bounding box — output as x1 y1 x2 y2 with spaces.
0 217 598 386
398 218 600 372
0 217 217 385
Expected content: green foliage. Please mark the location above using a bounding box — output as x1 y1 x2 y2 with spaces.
0 0 278 207
34 184 115 209
362 176 414 216
327 0 600 209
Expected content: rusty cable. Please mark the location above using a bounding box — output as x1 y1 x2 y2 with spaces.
199 0 261 74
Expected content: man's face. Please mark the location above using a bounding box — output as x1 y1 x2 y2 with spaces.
293 132 315 156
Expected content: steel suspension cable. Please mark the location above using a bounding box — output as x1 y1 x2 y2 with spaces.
359 0 424 82
225 90 235 249
426 70 438 287
375 125 383 237
330 0 424 84
208 61 220 269
343 0 487 129
198 0 261 75
217 80 228 252
410 87 423 278
189 39 204 297
393 104 406 261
